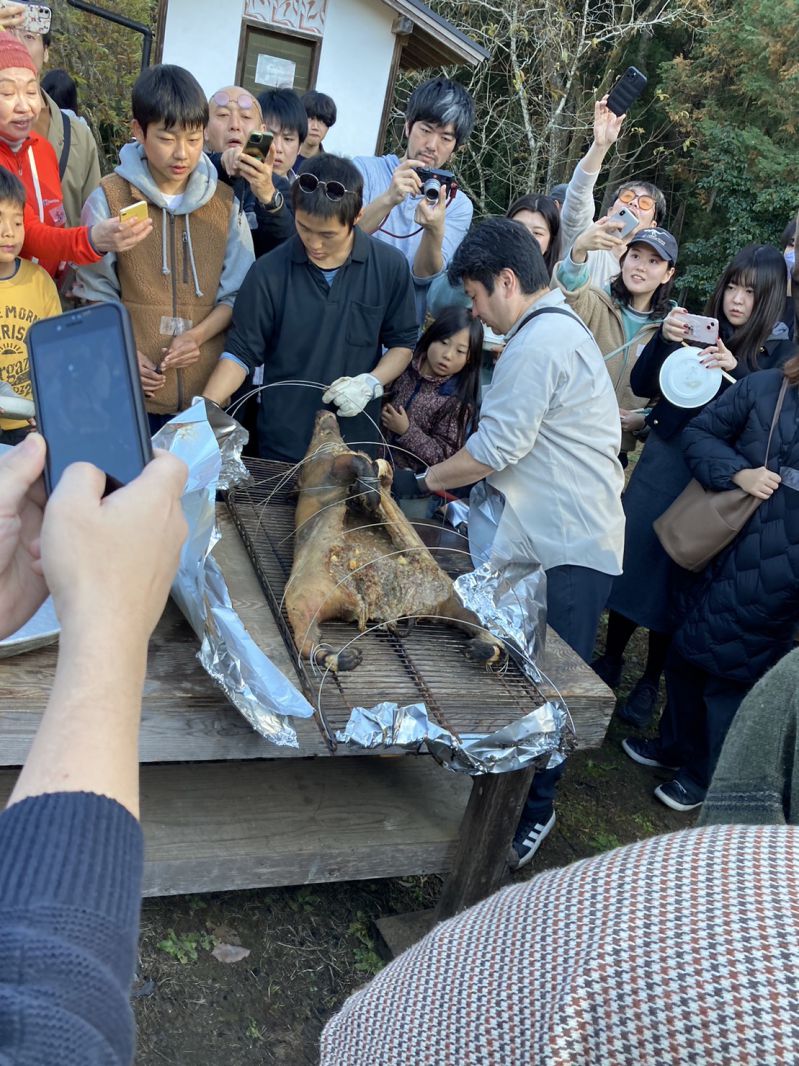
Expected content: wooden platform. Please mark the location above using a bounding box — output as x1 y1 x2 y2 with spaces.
0 506 615 904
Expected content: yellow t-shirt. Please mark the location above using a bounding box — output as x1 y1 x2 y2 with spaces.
0 259 62 431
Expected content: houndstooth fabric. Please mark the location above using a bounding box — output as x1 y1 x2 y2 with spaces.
320 825 799 1064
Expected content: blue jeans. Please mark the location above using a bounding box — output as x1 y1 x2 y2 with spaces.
521 564 614 826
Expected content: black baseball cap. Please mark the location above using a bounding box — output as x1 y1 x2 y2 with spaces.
630 227 678 264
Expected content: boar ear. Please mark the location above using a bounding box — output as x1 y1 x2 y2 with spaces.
329 453 364 484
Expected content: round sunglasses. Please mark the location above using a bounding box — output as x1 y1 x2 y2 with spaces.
618 188 655 212
211 92 257 111
297 172 350 202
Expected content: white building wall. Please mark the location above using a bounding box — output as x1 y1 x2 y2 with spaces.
160 0 396 159
313 0 397 158
160 0 245 98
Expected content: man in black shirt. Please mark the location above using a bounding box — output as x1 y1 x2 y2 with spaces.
203 154 418 462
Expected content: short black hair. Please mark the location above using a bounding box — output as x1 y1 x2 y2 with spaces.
291 154 362 229
506 193 561 274
258 88 308 142
448 217 550 295
0 166 25 208
41 68 77 113
302 89 336 128
132 64 208 134
406 77 475 148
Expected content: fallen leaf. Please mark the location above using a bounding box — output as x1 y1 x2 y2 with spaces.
212 943 251 964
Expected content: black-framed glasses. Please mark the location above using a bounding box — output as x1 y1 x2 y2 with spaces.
297 172 350 202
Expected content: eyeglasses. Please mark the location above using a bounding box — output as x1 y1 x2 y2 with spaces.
618 188 656 212
210 92 257 111
297 172 350 201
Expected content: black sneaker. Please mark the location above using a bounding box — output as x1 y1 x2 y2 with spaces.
510 811 556 870
591 653 624 688
654 778 705 812
621 736 679 770
617 679 659 730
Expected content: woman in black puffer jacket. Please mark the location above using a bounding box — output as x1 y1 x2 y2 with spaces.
625 358 799 812
595 244 795 729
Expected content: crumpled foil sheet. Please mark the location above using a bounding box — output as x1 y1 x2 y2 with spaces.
336 699 567 775
335 483 572 774
155 399 314 747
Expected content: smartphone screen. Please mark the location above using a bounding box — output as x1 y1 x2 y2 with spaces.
27 303 152 492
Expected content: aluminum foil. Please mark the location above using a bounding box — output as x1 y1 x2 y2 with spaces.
335 481 572 774
154 399 314 746
336 699 568 775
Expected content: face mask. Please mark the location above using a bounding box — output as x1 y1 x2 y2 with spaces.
785 248 795 273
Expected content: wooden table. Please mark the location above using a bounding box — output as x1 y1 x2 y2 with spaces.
0 509 614 920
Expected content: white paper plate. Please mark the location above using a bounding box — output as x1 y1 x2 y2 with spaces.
0 598 59 659
659 346 722 409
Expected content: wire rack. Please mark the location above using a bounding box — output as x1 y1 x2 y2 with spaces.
227 459 548 746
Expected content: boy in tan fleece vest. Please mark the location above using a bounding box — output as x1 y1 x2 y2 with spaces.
75 64 254 431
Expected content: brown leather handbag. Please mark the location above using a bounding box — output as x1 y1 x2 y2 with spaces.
653 377 789 572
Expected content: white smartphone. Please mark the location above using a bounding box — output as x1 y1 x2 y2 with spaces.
682 314 720 345
607 206 638 240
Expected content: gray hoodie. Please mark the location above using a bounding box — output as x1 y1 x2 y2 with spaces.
74 141 254 306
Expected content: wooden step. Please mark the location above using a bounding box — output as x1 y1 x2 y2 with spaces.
0 756 472 897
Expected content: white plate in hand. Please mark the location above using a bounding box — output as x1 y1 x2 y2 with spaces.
659 346 722 409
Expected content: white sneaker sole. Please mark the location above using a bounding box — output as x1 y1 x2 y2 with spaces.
654 783 703 812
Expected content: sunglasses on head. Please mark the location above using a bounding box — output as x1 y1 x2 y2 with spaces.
211 92 256 111
297 172 350 201
618 188 656 212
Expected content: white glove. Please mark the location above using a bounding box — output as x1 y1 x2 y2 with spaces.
322 373 384 417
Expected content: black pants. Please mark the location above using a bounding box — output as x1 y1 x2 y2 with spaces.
522 564 614 824
658 649 751 791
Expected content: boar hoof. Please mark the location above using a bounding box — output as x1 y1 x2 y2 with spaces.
314 643 363 673
464 637 503 667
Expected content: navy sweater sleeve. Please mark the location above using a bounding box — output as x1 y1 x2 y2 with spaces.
0 792 144 1065
681 377 754 490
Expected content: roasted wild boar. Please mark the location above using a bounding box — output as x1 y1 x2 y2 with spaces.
284 410 503 672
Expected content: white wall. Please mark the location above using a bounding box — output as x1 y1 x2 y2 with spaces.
160 0 396 158
161 0 245 98
314 0 397 159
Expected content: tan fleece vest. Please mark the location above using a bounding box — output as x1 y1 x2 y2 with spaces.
102 174 233 415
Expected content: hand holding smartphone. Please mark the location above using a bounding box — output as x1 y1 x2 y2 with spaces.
27 303 153 493
118 200 149 225
606 206 639 240
606 66 648 117
242 131 274 163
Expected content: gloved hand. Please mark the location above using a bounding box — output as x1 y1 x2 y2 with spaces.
322 373 384 417
391 467 429 498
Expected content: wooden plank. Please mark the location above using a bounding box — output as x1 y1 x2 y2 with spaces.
434 766 536 920
0 758 473 896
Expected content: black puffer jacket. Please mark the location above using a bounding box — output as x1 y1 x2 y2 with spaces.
672 369 799 681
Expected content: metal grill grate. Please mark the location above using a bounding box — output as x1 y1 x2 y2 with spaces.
227 459 548 746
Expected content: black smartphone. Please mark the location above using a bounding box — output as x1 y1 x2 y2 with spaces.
27 302 153 493
242 130 274 162
606 66 648 116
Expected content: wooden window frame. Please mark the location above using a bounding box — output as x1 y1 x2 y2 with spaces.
235 17 322 95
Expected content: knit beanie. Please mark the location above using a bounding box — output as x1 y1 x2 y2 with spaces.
0 32 38 75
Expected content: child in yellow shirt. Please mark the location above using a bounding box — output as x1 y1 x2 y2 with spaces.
0 167 61 445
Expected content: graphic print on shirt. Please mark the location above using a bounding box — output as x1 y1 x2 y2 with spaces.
0 303 43 430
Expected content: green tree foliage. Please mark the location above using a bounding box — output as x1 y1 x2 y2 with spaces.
47 0 157 173
654 0 799 300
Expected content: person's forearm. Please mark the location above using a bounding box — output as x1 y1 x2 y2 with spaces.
190 304 233 347
413 229 444 278
372 346 414 387
8 624 147 818
580 140 612 176
358 192 395 235
202 357 248 405
425 447 495 492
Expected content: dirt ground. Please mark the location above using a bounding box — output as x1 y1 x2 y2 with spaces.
133 623 695 1066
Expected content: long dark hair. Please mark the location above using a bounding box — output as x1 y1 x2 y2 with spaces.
506 194 561 275
706 244 787 370
415 304 483 446
609 245 676 318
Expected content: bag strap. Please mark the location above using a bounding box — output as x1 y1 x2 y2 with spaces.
514 304 594 340
764 376 790 466
58 111 71 181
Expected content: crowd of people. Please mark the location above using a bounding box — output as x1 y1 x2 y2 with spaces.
1 2 799 1059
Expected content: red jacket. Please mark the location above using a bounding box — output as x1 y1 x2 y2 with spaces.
0 134 100 277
